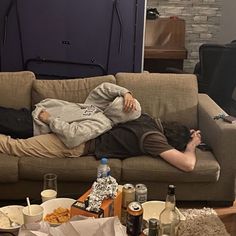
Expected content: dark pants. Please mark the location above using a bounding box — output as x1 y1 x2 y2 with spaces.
0 106 33 138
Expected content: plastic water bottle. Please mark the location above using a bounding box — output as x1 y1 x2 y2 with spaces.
97 157 110 178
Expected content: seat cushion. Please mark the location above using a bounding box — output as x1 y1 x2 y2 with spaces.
0 71 35 109
121 149 220 183
0 154 19 183
32 75 116 106
19 156 121 182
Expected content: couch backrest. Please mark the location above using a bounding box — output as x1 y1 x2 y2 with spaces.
32 75 116 106
0 71 35 109
0 71 198 128
116 73 198 128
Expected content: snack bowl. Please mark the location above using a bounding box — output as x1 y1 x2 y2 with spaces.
0 205 24 233
41 198 76 226
141 201 185 221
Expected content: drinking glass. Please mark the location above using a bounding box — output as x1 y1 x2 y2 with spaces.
41 173 58 202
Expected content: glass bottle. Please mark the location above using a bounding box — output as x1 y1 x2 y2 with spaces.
159 185 180 236
148 218 159 236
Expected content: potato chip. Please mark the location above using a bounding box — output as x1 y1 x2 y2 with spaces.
44 207 70 224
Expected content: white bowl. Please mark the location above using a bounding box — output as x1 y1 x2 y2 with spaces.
0 205 24 233
142 201 185 221
41 198 76 226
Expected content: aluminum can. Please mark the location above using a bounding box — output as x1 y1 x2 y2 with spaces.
126 201 143 236
135 183 147 204
121 184 136 225
122 183 135 208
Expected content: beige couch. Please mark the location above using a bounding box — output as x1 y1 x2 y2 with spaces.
0 71 235 205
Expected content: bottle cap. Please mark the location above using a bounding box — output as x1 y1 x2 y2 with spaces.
101 157 108 164
167 185 176 195
148 218 159 228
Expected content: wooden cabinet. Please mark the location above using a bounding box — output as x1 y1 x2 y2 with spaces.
144 17 187 72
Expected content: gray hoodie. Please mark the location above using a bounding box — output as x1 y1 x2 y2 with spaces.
32 82 141 148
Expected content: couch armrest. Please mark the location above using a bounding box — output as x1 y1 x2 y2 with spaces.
198 94 236 170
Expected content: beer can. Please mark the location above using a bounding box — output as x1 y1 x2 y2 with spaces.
122 183 135 208
126 201 143 236
121 184 136 225
135 183 147 204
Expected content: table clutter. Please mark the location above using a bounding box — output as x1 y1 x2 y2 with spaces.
0 166 183 236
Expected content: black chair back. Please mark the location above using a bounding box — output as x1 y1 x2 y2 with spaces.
195 42 236 114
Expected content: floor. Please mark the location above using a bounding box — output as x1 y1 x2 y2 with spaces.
177 200 236 236
215 200 236 236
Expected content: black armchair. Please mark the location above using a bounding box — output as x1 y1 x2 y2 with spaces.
167 41 236 115
195 42 236 115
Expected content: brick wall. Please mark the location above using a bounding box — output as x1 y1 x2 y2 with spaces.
147 0 222 72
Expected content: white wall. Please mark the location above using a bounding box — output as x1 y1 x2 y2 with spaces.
218 1 236 44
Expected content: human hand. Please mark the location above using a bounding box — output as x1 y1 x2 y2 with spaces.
123 92 136 112
38 110 51 124
190 130 202 146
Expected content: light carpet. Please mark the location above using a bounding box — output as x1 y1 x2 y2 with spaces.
178 207 230 236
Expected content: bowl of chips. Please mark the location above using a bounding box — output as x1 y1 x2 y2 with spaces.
41 198 76 226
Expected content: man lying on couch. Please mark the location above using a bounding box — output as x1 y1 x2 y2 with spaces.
0 112 201 172
0 82 141 148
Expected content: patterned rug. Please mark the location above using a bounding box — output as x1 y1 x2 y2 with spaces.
178 208 230 236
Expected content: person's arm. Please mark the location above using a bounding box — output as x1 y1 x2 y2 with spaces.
38 110 112 148
160 130 201 172
85 82 137 112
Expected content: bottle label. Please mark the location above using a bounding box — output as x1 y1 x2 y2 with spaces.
97 168 110 178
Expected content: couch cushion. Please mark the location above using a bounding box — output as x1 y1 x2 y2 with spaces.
19 156 121 182
0 71 35 109
121 149 220 183
116 72 198 129
0 154 19 183
32 75 116 106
